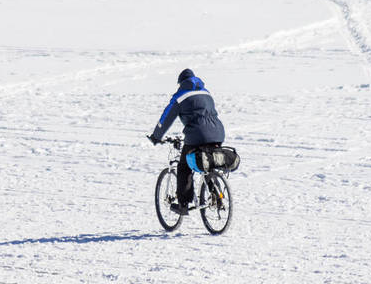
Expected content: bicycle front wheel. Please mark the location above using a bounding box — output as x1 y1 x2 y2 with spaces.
200 171 232 235
155 168 183 231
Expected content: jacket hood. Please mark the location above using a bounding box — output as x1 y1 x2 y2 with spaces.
178 76 205 91
177 68 195 83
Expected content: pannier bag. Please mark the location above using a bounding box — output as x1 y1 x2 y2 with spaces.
186 146 240 173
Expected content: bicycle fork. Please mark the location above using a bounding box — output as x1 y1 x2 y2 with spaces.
164 166 176 204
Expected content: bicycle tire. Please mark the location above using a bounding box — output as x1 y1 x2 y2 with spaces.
155 168 183 231
200 171 232 235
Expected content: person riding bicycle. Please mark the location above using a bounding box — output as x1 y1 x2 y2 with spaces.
148 69 225 215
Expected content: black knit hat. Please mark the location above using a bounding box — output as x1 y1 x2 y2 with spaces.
177 68 195 84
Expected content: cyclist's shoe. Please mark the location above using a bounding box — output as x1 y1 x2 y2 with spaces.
170 203 189 215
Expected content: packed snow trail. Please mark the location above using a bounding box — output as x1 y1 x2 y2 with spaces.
219 18 341 53
328 0 371 78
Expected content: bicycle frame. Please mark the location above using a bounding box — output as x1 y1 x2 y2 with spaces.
162 137 226 212
189 172 210 211
191 169 230 212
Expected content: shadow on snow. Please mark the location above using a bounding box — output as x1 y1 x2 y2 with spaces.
0 230 186 246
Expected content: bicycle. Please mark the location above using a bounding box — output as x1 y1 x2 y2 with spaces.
154 136 233 235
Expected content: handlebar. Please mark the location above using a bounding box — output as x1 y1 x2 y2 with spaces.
147 135 183 150
161 136 182 144
161 136 183 150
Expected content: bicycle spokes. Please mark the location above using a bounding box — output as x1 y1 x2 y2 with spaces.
200 172 232 235
155 169 183 231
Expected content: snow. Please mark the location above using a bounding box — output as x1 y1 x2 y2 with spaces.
1 0 371 283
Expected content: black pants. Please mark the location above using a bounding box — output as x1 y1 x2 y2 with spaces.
177 145 195 205
177 143 221 205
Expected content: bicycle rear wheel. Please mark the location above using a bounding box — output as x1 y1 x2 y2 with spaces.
200 171 232 235
155 168 183 231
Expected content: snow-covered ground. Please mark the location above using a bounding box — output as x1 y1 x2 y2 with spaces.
1 0 371 283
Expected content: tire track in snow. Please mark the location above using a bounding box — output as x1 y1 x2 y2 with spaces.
218 18 341 53
0 61 144 96
328 0 371 78
0 50 179 96
0 46 221 97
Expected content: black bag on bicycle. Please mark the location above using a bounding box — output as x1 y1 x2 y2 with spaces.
186 146 240 173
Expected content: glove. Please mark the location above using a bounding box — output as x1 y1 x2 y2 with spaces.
148 134 160 145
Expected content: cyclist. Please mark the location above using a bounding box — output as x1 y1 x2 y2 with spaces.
148 69 225 215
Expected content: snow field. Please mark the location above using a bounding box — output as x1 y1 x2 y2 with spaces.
1 0 371 283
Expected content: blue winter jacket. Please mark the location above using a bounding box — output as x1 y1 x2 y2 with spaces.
153 76 225 146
